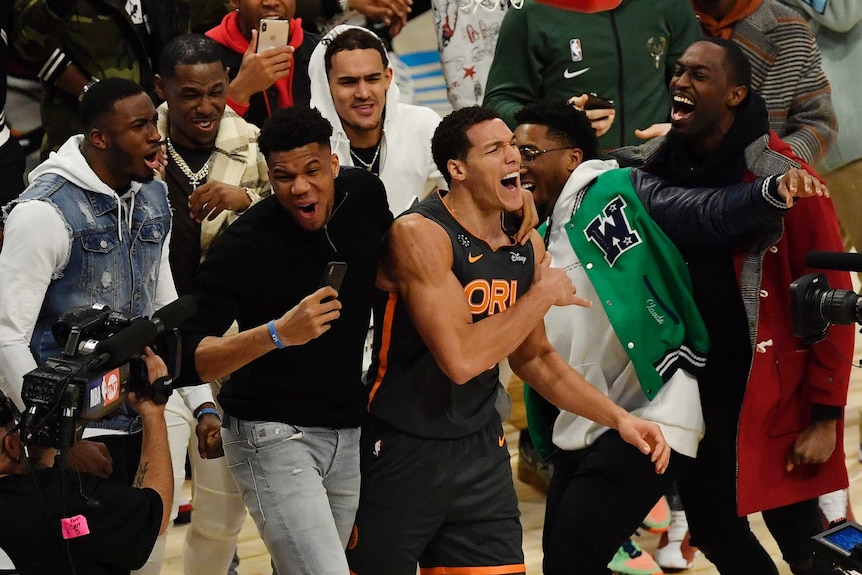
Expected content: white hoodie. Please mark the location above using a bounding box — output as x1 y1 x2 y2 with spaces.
309 25 446 216
544 159 704 458
0 136 213 414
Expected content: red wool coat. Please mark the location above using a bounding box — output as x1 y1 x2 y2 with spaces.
734 133 855 515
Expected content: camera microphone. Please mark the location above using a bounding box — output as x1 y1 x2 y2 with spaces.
93 296 196 369
151 295 196 334
94 319 159 369
806 251 862 273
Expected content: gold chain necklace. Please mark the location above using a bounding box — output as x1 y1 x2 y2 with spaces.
166 137 214 189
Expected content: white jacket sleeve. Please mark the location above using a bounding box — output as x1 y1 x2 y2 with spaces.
0 201 70 410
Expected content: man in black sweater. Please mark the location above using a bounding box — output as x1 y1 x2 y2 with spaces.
178 105 392 575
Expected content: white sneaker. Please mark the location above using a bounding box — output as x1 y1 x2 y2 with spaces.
654 510 700 571
818 488 849 524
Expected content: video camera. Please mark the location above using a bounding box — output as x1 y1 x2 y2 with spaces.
791 252 862 345
813 519 862 573
19 295 196 452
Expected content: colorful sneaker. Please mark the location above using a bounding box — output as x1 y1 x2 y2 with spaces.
655 510 700 571
174 498 193 525
516 429 554 494
609 539 664 575
641 496 671 533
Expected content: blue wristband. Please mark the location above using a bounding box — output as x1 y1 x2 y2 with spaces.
197 407 222 421
268 319 285 349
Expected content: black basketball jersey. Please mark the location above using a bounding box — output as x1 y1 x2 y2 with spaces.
366 192 535 439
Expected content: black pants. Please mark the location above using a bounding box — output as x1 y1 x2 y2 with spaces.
678 429 825 575
543 429 692 575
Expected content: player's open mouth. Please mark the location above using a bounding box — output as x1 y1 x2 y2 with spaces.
144 150 160 170
521 180 535 193
501 171 520 192
671 94 696 123
297 202 318 218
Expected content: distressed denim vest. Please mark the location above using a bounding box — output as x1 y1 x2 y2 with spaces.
14 174 172 432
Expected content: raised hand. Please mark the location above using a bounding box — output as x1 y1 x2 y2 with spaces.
228 29 294 107
778 167 830 207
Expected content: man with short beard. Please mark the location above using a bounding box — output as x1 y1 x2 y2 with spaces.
153 33 271 575
0 77 179 573
614 38 853 575
177 106 393 575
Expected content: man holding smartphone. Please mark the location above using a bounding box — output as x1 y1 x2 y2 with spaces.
177 106 393 575
206 0 319 128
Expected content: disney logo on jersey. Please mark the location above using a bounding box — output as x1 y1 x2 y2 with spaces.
511 252 527 264
584 195 642 266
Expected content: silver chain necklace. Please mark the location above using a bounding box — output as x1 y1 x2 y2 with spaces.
166 136 214 189
349 143 380 172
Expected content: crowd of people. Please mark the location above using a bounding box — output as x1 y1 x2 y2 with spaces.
0 1 858 575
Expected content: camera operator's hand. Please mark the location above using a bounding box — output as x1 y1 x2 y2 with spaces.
786 419 837 472
67 440 113 478
778 167 830 207
194 403 224 459
128 347 169 419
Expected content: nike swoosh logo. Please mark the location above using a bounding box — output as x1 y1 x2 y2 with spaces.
564 67 590 79
468 253 483 263
498 434 506 447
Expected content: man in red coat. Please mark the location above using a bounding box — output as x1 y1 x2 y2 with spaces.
614 38 854 575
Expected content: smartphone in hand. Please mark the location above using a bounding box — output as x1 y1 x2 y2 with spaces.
257 19 290 53
320 262 348 299
583 92 615 110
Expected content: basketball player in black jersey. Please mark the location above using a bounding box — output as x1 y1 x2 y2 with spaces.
346 106 670 575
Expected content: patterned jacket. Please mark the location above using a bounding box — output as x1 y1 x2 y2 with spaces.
12 0 190 155
156 103 270 258
727 0 836 165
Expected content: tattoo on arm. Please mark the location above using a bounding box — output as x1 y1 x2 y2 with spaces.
133 461 149 488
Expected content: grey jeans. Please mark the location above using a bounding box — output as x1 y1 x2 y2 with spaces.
223 415 360 575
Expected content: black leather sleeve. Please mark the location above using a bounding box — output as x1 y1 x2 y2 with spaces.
630 168 786 248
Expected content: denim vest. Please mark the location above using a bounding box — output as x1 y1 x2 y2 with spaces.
14 174 171 432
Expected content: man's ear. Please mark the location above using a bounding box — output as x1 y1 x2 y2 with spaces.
727 85 748 108
154 74 166 101
2 432 21 463
88 127 109 150
331 152 340 179
565 148 584 173
447 158 467 182
383 66 393 91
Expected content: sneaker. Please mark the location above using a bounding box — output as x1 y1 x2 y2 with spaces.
819 489 850 525
174 498 193 525
516 429 554 494
609 539 664 575
641 496 671 533
655 510 700 571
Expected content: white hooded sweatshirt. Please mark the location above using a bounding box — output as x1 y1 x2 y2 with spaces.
0 136 213 414
309 25 446 216
544 159 704 458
